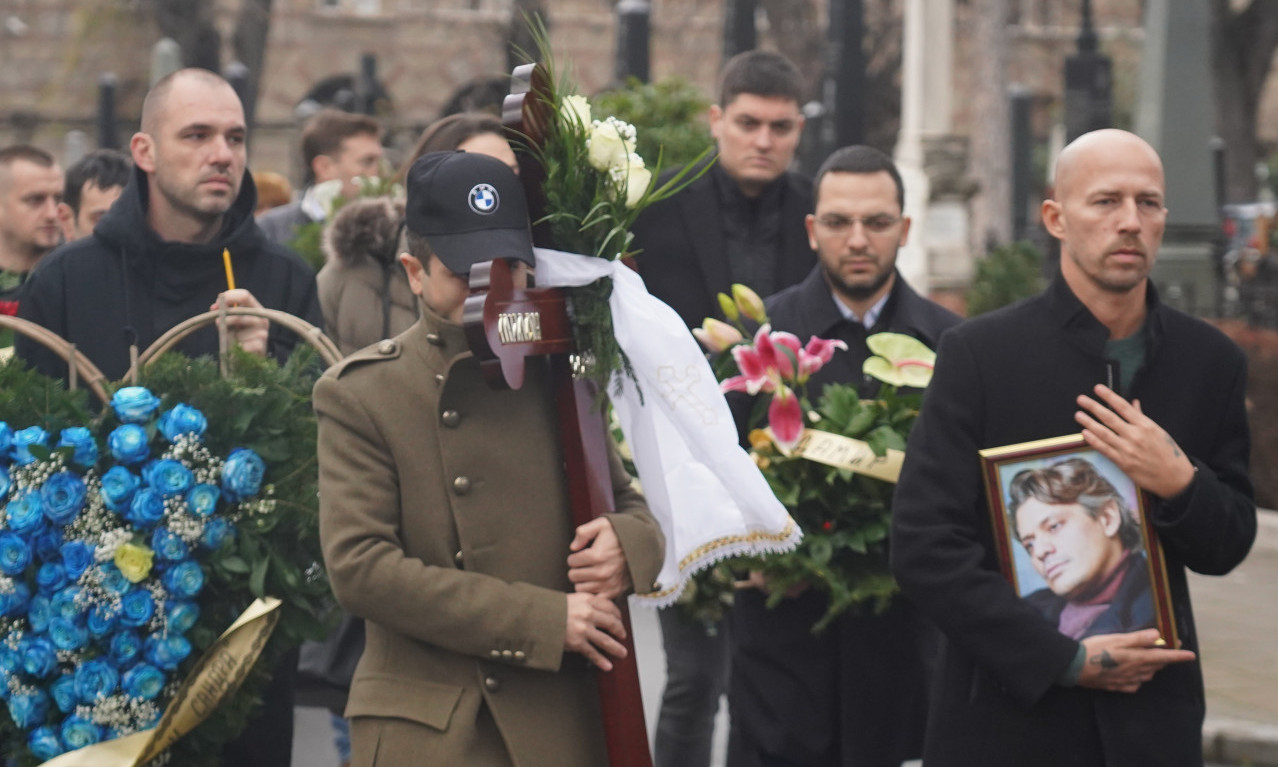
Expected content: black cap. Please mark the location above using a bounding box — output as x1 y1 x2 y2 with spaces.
404 150 536 275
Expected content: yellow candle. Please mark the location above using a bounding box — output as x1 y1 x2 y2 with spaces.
222 248 236 291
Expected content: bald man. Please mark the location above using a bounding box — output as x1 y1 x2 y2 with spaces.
891 129 1255 766
16 69 320 766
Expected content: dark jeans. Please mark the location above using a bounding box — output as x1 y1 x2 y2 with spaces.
654 607 731 767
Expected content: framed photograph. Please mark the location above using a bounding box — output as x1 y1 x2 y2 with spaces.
979 434 1178 646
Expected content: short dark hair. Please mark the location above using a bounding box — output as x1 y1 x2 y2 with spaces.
62 149 131 216
0 145 55 171
398 112 506 182
141 68 236 134
718 50 805 107
813 145 905 212
404 228 434 273
301 109 381 184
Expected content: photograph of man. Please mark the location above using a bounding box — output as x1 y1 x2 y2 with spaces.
1008 457 1154 641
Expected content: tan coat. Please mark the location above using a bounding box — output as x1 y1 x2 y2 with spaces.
315 310 664 767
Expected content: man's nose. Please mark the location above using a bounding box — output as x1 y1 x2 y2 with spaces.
1116 198 1142 232
40 198 59 219
752 127 774 150
208 136 235 166
846 221 871 250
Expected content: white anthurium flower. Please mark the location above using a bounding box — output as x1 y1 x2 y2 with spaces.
564 94 593 128
862 333 937 388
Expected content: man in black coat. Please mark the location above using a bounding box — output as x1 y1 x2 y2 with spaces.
17 68 320 767
891 129 1254 766
728 146 960 767
628 50 817 767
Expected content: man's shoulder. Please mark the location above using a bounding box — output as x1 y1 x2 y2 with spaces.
1155 303 1245 363
256 202 308 243
321 337 406 385
25 236 115 286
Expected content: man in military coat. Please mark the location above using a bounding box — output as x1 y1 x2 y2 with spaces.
315 150 665 767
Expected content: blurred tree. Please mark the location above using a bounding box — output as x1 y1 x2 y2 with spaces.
593 76 714 169
964 241 1044 316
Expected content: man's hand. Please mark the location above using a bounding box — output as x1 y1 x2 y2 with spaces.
1076 629 1195 693
211 289 270 357
567 517 631 600
564 592 627 671
1075 384 1196 499
736 569 809 599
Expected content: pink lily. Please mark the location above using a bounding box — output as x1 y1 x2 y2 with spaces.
797 336 849 381
693 317 745 354
768 384 805 450
722 324 802 394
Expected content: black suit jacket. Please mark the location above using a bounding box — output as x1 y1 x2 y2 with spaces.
630 160 815 329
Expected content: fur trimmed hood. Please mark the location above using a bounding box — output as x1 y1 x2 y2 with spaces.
322 197 406 268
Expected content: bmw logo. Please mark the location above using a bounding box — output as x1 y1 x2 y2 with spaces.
468 183 500 215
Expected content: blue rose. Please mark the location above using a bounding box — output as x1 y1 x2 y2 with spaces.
74 657 120 702
144 633 191 671
109 630 143 667
32 527 63 560
11 426 49 466
150 528 189 562
165 600 200 634
200 517 236 551
110 387 162 424
162 560 205 599
0 531 32 575
26 593 51 631
96 563 131 596
119 588 155 628
49 616 89 651
57 427 98 467
158 404 207 442
28 724 64 760
36 561 67 594
50 585 84 621
20 636 58 679
60 714 104 750
186 483 221 518
87 602 119 637
50 673 80 713
144 459 194 498
7 689 50 729
0 645 19 674
0 422 11 462
122 662 166 700
100 465 141 511
41 471 86 525
126 487 166 528
6 490 45 534
221 448 266 501
0 466 9 501
107 424 150 465
60 541 94 580
0 581 30 618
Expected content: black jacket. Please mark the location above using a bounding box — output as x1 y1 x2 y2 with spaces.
891 276 1256 766
729 267 961 767
17 166 321 381
630 160 815 329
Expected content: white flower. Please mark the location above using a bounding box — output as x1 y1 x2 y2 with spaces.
564 94 593 128
618 153 652 208
310 179 344 217
587 117 635 173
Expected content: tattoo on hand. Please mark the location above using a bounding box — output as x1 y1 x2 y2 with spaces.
1165 435 1182 457
1090 650 1120 671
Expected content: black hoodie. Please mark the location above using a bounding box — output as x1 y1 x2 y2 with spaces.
17 166 321 381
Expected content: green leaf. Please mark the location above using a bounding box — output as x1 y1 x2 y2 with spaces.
218 556 251 574
250 556 270 598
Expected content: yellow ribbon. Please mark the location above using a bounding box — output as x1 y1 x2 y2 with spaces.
40 597 282 767
780 429 904 483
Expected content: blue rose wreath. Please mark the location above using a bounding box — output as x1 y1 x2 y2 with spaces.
0 350 327 766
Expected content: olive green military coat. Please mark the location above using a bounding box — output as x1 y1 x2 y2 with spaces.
315 310 665 767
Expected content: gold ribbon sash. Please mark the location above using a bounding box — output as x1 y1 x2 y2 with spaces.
782 429 904 483
40 597 282 767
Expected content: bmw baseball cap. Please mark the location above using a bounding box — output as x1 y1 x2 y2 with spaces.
404 150 536 276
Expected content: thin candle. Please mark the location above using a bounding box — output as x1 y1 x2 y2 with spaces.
222 248 236 291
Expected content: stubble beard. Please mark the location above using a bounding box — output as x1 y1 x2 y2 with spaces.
155 172 236 229
824 259 895 303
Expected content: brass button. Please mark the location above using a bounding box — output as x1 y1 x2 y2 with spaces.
434 374 444 385
483 676 500 692
441 409 461 428
426 333 444 346
377 340 396 355
454 550 464 568
501 650 514 661
452 476 472 495
489 650 501 659
513 651 526 663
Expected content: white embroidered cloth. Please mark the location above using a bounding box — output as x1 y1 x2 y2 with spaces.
533 247 801 607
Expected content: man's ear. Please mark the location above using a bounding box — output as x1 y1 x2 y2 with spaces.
57 202 77 241
1099 500 1123 537
399 252 426 297
130 133 156 174
1041 199 1065 240
708 104 724 142
312 154 336 185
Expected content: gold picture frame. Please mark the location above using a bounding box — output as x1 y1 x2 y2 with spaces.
979 434 1178 646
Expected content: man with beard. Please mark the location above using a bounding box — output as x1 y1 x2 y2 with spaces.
17 68 320 767
727 145 959 767
891 129 1251 766
0 145 62 338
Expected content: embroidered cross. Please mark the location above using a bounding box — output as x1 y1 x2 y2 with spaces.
656 365 717 425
